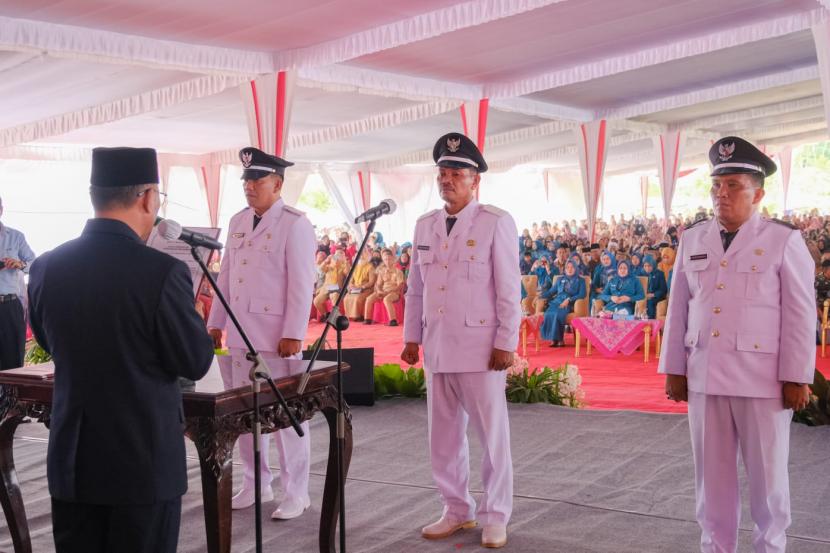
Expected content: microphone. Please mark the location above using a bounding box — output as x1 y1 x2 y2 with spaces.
157 219 223 250
354 199 396 224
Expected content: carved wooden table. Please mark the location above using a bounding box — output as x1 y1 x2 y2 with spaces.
0 357 352 553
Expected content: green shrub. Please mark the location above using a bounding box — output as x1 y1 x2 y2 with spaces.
374 364 426 398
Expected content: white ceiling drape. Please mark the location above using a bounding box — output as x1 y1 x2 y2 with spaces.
574 120 608 241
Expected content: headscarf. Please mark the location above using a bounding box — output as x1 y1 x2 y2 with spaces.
610 260 636 295
396 253 410 272
601 250 618 278
561 260 581 295
569 253 586 276
616 260 635 282
658 246 676 284
641 254 657 272
629 253 644 276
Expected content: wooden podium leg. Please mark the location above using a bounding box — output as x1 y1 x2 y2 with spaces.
522 325 527 357
587 339 592 356
319 401 353 553
187 419 237 553
644 327 651 362
0 398 32 553
575 330 580 358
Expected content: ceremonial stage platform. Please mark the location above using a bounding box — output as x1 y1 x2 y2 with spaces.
3 399 829 552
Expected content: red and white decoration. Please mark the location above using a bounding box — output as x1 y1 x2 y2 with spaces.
239 70 304 205
352 170 372 220
639 175 649 217
776 146 793 211
198 164 222 228
574 120 608 241
460 99 489 199
653 131 686 222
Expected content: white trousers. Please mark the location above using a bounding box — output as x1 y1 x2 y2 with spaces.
220 350 311 500
426 371 513 526
688 392 793 553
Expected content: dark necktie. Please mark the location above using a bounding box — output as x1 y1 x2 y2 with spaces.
253 215 262 230
720 229 738 252
446 216 457 236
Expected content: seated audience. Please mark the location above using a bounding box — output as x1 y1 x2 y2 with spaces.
364 249 404 326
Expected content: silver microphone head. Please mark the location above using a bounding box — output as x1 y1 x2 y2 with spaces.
381 198 397 214
157 219 183 241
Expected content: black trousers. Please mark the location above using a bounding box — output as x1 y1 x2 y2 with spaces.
51 497 181 553
0 297 25 370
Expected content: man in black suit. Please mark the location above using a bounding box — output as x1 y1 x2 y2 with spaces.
27 147 214 553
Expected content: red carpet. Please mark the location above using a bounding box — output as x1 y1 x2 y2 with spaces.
305 321 830 415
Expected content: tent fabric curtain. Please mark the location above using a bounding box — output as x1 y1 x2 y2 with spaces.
372 172 442 246
461 98 489 199
0 74 245 149
812 19 830 133
352 170 372 217
777 146 793 211
653 131 685 221
319 167 364 239
640 175 649 217
239 70 298 157
574 120 608 241
198 164 223 228
240 69 303 203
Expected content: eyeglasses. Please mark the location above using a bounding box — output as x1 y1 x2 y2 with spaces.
137 188 168 204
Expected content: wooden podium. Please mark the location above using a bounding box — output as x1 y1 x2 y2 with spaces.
0 357 351 553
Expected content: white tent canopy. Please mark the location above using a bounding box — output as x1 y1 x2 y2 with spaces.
1 0 829 240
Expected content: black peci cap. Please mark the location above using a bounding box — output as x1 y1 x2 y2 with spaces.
90 147 159 188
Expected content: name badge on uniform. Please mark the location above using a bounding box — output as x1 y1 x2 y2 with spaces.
690 254 707 261
754 249 764 256
232 232 246 238
417 245 430 251
467 239 476 247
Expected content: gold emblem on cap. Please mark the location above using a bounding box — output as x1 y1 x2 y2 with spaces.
467 239 476 247
232 232 245 238
447 137 461 153
754 249 764 255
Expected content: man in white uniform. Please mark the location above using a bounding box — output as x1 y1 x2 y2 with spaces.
402 133 521 549
659 136 814 553
208 147 317 520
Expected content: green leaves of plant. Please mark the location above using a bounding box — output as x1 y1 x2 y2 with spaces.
374 363 426 399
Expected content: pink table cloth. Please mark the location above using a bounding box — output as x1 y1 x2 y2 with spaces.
571 317 663 357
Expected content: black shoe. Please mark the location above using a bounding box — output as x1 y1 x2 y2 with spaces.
388 320 398 327
364 319 373 325
353 316 364 322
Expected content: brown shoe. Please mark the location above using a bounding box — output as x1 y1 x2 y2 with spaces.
481 524 507 548
421 516 477 540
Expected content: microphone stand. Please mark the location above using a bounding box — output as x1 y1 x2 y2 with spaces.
297 217 378 553
190 246 304 553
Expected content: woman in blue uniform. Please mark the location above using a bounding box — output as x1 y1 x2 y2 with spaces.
641 254 667 319
590 250 616 303
598 260 644 314
629 252 645 276
540 260 586 347
569 252 589 278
